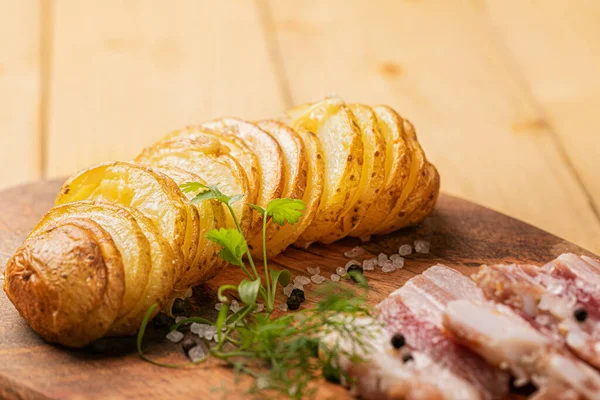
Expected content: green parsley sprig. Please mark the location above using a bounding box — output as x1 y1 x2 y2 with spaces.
181 181 302 311
137 183 378 398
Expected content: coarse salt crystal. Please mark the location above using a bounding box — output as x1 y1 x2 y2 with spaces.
294 276 311 286
230 299 240 313
283 283 295 297
391 255 405 269
414 240 431 254
359 235 371 243
175 316 186 324
188 344 207 362
166 330 184 343
336 266 347 276
331 274 341 282
344 246 365 258
278 303 288 312
190 322 209 336
215 302 222 311
382 261 396 273
307 266 320 275
378 253 389 266
255 303 264 313
293 281 306 290
345 260 359 270
311 274 326 284
203 326 217 341
362 257 377 271
398 244 412 256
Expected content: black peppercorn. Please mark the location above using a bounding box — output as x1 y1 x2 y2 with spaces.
172 298 186 315
347 264 363 282
181 337 197 354
290 288 305 302
574 307 588 322
391 333 406 349
402 353 414 363
287 296 302 310
152 312 172 328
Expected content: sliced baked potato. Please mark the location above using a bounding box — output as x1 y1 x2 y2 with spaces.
265 128 324 256
285 97 363 246
27 201 152 325
160 126 261 224
4 218 125 347
350 104 411 238
316 104 387 244
135 138 253 236
152 165 227 289
55 162 193 272
247 120 308 258
112 208 175 335
201 118 285 237
372 111 440 234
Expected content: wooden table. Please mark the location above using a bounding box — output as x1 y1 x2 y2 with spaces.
1 0 599 253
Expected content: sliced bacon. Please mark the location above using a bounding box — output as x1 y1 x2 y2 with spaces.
378 295 509 400
474 261 600 369
444 300 600 400
321 316 482 400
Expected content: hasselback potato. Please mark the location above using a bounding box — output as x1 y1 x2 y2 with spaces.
3 97 440 347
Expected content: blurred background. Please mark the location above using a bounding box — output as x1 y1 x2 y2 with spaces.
1 0 599 253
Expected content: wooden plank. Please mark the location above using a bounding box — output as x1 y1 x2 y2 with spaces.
267 0 600 253
479 0 600 214
46 0 285 178
0 180 595 399
0 1 43 190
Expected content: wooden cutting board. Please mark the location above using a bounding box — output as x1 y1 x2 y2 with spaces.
0 180 596 400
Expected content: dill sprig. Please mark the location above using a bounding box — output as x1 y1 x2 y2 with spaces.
137 183 379 398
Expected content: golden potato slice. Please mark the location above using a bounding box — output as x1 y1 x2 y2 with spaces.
267 128 324 256
109 208 175 335
28 201 151 323
160 126 262 238
317 104 387 244
4 218 125 347
135 138 253 236
247 120 308 258
285 97 363 246
152 165 228 289
373 112 440 234
55 162 192 273
350 105 411 238
162 127 260 201
201 118 285 235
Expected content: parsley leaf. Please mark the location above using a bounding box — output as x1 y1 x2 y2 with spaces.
206 228 247 267
266 198 305 226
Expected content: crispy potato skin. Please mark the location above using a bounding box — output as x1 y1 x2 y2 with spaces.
4 97 439 347
4 219 124 347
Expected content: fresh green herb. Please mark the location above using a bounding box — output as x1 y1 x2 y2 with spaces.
136 183 377 398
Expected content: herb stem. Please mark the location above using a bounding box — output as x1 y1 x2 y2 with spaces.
226 203 260 280
261 210 272 310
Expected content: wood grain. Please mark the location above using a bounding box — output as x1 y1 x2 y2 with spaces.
45 0 286 179
0 180 596 399
266 0 600 254
0 1 43 189
479 0 600 214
